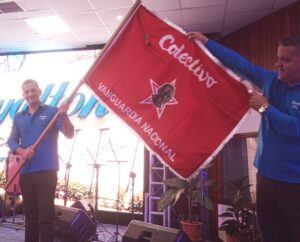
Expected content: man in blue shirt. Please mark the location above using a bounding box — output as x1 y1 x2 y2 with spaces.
7 79 74 242
188 32 300 242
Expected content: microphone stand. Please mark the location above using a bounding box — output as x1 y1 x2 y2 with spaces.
129 172 136 220
63 129 80 206
125 140 139 220
86 149 105 220
86 128 109 241
107 139 128 242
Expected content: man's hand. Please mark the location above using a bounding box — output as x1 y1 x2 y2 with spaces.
249 90 268 111
17 146 35 160
58 101 69 115
187 31 208 44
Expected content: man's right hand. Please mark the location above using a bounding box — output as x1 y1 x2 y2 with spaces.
16 146 35 160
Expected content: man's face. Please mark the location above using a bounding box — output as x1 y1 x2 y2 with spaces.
158 85 173 103
22 82 41 106
275 45 300 85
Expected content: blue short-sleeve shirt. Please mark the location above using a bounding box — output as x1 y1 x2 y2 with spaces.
7 104 64 174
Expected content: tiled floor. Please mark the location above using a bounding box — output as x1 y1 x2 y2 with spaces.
0 215 126 242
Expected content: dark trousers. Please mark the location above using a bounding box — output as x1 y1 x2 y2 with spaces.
256 175 300 242
20 170 57 242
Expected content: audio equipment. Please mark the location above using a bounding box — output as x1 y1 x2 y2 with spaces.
122 220 191 242
55 205 95 242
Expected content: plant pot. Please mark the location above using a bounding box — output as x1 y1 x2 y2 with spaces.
180 220 203 242
226 233 239 242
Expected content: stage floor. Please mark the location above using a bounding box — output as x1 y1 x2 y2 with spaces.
0 215 126 242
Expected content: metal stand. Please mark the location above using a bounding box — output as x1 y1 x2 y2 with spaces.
129 172 136 220
63 129 80 206
0 191 24 231
86 152 105 223
125 140 139 220
86 162 105 242
107 139 128 242
86 128 110 242
125 171 136 220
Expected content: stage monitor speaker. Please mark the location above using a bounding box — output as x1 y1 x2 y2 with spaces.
55 205 95 242
122 220 191 242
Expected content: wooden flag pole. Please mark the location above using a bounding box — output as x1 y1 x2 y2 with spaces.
83 0 141 81
4 79 85 190
5 0 143 191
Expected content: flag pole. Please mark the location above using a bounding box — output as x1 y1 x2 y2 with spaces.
4 79 85 190
5 0 142 191
83 0 141 82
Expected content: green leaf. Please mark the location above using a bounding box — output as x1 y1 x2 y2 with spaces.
164 177 187 189
204 197 214 210
158 188 182 211
174 188 185 205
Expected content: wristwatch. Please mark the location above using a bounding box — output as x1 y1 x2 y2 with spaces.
258 103 269 114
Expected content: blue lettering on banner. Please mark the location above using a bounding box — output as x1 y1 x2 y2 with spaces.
0 99 15 123
10 99 24 118
49 82 69 107
77 95 97 116
69 93 86 116
0 82 109 124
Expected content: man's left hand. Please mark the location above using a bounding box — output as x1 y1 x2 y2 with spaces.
249 90 268 111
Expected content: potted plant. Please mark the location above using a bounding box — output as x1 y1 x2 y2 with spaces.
218 177 261 242
157 170 215 241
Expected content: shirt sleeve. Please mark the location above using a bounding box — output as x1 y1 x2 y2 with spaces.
7 116 20 152
265 105 300 138
205 39 276 90
55 113 64 131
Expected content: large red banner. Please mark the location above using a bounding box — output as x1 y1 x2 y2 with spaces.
84 3 250 179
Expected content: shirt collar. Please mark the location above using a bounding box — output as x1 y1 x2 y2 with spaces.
21 103 45 115
286 81 300 89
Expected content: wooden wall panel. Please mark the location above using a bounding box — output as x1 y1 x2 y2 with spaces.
219 1 300 69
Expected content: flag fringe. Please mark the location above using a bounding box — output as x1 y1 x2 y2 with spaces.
84 3 253 180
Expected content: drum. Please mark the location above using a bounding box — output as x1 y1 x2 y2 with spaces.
6 152 22 194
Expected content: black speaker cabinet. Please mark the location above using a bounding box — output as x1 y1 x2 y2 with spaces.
122 220 190 242
55 205 95 242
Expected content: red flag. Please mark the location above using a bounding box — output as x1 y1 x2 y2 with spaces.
85 3 250 179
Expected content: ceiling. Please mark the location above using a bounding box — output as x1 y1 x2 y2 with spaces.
0 0 297 54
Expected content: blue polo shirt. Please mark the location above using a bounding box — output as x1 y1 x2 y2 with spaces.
7 104 64 174
205 39 300 183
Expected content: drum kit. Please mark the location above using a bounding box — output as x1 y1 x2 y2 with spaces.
0 152 23 224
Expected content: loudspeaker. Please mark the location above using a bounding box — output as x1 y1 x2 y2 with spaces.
55 205 95 242
70 200 87 212
122 220 191 242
